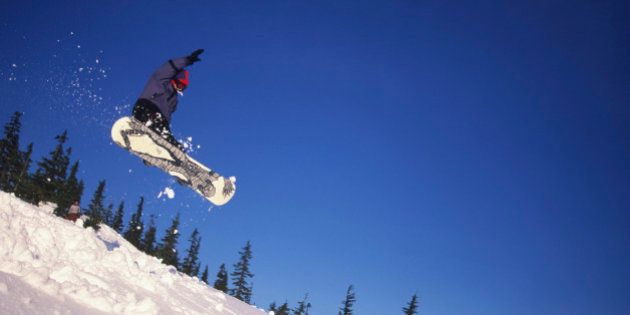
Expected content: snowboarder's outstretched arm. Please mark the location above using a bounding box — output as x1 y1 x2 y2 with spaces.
152 49 204 87
136 49 204 123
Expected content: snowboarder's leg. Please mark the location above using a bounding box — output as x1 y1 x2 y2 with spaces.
132 99 183 150
151 117 185 151
132 98 159 123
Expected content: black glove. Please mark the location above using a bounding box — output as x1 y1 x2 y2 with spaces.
187 49 204 65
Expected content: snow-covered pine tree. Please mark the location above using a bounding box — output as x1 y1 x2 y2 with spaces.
338 285 356 315
214 263 229 293
83 180 107 231
141 214 158 255
156 213 180 268
293 294 312 315
181 228 202 277
230 241 254 303
402 294 419 315
124 196 144 248
201 265 209 284
111 201 125 233
31 130 71 204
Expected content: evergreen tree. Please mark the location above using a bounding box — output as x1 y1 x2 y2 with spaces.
0 112 21 191
402 294 419 315
0 112 29 193
293 294 312 315
156 213 180 268
214 263 229 293
338 285 356 315
83 180 107 231
269 302 278 314
275 302 290 315
124 197 144 248
181 229 202 277
111 201 125 233
32 130 72 204
103 202 114 226
230 241 254 303
13 143 34 202
141 215 158 255
67 161 84 200
201 265 209 284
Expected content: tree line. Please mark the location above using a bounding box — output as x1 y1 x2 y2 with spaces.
0 111 420 314
268 285 419 315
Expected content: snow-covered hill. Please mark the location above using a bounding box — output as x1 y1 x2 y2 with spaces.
0 191 266 315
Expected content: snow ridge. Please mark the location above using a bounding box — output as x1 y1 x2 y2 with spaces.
0 191 265 315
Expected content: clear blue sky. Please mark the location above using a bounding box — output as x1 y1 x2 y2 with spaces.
1 1 629 314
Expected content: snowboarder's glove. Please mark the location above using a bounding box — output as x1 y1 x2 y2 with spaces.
187 49 204 65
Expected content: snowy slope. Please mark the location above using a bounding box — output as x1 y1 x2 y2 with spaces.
0 191 266 315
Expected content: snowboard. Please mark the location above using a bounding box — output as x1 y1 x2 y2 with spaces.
111 116 236 206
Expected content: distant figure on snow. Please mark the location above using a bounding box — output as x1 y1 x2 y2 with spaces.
132 49 204 150
66 200 81 222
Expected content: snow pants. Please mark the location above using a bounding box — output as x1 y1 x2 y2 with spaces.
66 213 80 222
132 99 182 149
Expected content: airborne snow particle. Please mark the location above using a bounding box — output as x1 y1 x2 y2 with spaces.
157 187 175 199
164 188 175 199
12 64 17 68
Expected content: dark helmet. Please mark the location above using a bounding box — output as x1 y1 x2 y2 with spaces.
171 70 189 92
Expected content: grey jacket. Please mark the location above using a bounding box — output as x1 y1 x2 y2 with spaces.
68 204 80 215
138 56 191 123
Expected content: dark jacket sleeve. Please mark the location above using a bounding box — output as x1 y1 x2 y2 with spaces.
151 56 190 87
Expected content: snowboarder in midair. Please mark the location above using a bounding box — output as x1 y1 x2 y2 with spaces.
112 48 236 205
132 49 204 149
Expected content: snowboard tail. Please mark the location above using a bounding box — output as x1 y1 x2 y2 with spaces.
111 117 236 206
